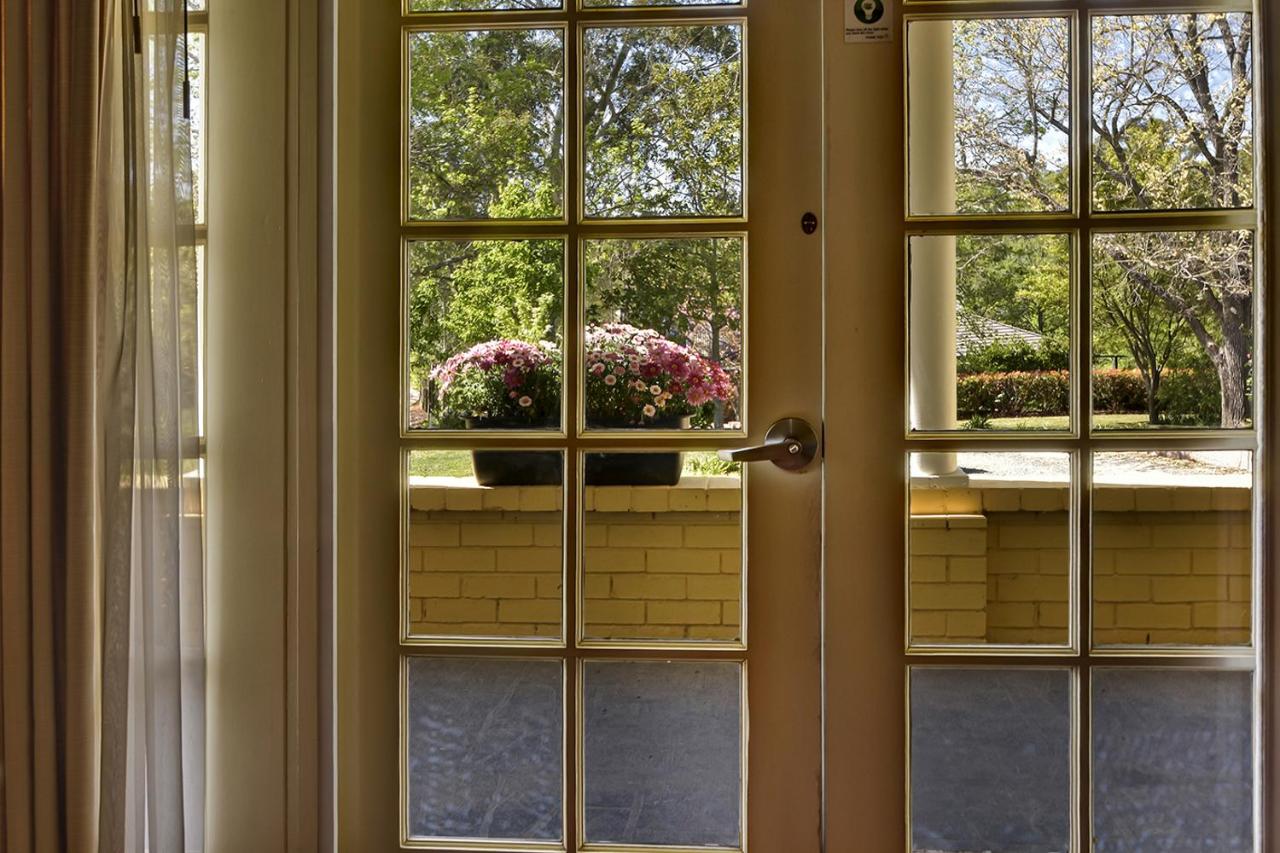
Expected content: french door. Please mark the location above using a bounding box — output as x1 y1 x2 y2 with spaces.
335 0 825 850
824 1 1270 851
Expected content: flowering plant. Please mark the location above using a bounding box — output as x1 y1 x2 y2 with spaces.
430 339 561 427
585 324 736 426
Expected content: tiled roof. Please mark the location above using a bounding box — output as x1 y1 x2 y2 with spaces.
955 307 1043 356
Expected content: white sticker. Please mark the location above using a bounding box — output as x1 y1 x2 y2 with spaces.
844 0 892 43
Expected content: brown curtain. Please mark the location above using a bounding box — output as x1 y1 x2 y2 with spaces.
0 1 104 851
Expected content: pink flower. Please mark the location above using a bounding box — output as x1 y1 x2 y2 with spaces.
642 404 656 417
518 395 533 407
604 374 617 386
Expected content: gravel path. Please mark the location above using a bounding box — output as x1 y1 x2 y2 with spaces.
958 450 1251 488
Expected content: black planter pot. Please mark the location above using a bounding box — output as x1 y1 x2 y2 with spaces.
470 449 563 486
466 417 562 487
583 414 690 487
464 415 690 487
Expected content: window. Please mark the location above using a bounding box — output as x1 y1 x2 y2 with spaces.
904 6 1259 852
397 0 750 849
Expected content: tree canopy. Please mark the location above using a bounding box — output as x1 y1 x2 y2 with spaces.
948 13 1254 427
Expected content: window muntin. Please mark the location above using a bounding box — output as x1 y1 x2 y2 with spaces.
904 5 1261 852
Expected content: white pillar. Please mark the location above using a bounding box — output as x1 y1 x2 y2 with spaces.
907 20 961 479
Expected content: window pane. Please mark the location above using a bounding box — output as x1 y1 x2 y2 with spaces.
583 24 744 219
406 239 564 431
196 244 205 436
407 28 564 221
406 450 564 641
408 0 559 10
581 452 742 644
910 234 1071 433
1091 231 1254 431
911 668 1071 853
584 237 742 430
583 660 742 847
1093 451 1252 648
187 32 206 226
406 657 563 842
907 18 1071 216
585 0 739 5
1093 669 1253 852
910 452 1071 647
1093 14 1254 212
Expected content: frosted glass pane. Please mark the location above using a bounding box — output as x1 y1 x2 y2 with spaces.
583 660 742 847
406 657 562 842
1093 669 1253 852
911 668 1071 853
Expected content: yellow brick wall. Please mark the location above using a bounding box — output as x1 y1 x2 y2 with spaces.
583 509 741 641
910 485 1253 647
407 480 742 641
909 515 989 643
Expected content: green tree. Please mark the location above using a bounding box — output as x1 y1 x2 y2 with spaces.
954 13 1254 427
406 23 747 423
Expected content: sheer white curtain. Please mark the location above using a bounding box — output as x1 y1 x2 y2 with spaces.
96 0 205 850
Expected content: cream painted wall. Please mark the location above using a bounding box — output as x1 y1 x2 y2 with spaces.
205 0 329 850
205 0 289 846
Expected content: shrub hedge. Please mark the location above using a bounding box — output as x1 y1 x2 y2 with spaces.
955 367 1222 423
1091 369 1148 414
956 370 1069 418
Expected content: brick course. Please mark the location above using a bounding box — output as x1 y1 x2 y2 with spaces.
407 479 742 642
910 484 1253 647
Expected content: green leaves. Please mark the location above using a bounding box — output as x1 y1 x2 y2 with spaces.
583 24 743 218
408 28 564 220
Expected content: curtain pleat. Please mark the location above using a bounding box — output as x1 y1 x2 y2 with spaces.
0 1 103 851
1 0 202 849
99 1 205 851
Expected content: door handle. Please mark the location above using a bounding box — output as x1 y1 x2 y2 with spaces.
717 417 819 472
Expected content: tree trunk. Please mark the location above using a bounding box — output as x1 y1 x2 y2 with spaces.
1215 290 1250 428
1144 368 1162 425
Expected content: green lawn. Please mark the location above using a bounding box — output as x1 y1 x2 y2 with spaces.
959 412 1246 431
407 450 474 478
963 413 1150 431
407 449 739 479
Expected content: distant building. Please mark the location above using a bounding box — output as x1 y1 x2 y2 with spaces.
955 307 1043 357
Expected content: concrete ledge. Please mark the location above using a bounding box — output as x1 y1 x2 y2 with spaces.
909 483 1250 515
409 476 742 513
